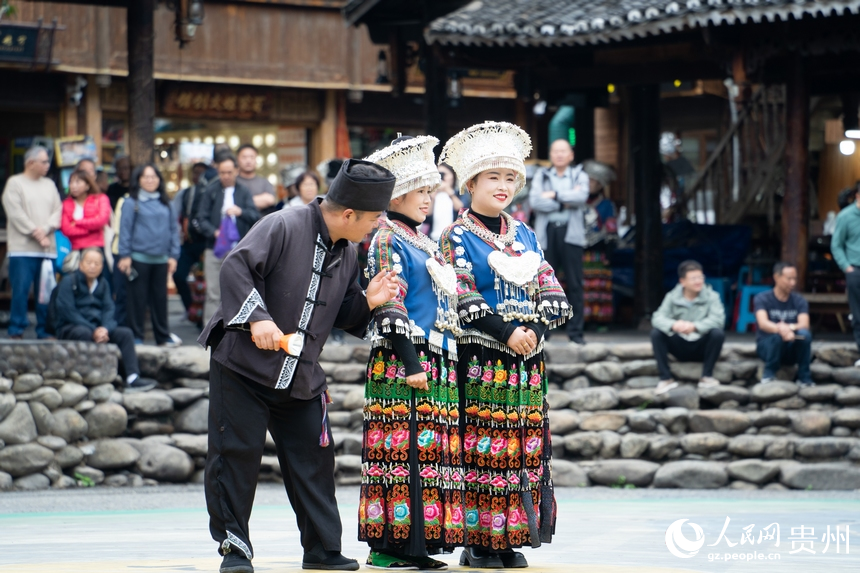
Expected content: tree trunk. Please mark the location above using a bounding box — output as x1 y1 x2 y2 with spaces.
127 0 156 168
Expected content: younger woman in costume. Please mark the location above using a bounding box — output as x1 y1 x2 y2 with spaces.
360 135 465 570
438 122 571 569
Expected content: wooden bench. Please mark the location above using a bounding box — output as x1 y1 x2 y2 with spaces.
802 292 850 332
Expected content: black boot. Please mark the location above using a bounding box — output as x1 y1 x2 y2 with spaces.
220 552 253 573
498 550 528 568
459 547 504 569
302 542 360 571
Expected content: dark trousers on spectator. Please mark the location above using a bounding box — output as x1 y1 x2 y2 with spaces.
847 270 860 351
757 330 812 383
205 358 343 560
58 324 139 378
561 242 585 341
126 260 170 345
651 328 725 380
173 240 206 316
113 264 128 327
8 256 49 338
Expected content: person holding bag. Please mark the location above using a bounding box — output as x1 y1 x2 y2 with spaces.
117 163 181 346
191 154 260 325
60 169 111 280
439 122 571 569
2 146 62 339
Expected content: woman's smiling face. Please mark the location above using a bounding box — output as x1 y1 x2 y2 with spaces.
388 185 433 223
467 169 517 217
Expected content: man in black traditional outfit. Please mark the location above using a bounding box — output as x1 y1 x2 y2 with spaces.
199 159 399 573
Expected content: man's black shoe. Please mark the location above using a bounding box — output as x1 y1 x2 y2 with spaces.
221 552 253 573
499 550 528 568
458 547 504 569
302 543 359 571
125 377 157 393
569 337 587 346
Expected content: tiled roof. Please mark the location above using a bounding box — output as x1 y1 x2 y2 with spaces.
427 0 860 46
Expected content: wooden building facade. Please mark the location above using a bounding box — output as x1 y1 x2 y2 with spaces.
0 0 516 196
361 0 860 317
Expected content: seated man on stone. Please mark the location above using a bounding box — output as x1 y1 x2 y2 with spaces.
754 261 814 387
55 248 156 392
651 260 726 395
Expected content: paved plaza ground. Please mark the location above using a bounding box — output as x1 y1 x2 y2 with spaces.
1 484 858 572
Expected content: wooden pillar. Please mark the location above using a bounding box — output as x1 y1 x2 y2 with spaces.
86 77 102 165
424 43 447 149
63 98 78 137
575 103 595 161
782 54 809 288
127 0 155 167
310 89 338 168
630 84 664 320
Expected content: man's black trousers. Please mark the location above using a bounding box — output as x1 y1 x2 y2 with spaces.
544 222 585 341
650 328 726 381
205 357 343 559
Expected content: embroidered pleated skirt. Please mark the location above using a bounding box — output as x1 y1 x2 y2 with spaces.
359 344 465 556
455 342 556 551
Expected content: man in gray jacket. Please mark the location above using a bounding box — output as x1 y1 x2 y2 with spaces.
650 260 726 395
528 139 590 343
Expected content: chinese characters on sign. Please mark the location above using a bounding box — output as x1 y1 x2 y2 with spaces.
163 86 273 120
0 25 38 62
162 84 322 123
667 516 851 562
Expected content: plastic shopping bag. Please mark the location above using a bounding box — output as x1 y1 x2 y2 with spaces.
38 258 56 305
213 216 240 259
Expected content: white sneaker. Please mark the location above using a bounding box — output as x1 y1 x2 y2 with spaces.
655 380 679 395
698 377 720 389
160 333 183 348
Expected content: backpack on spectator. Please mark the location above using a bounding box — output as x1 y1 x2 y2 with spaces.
45 275 76 336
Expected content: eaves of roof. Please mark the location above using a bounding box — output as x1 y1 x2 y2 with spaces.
427 0 860 47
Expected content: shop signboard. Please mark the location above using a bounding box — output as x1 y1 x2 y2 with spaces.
55 136 97 168
0 24 38 62
163 84 273 121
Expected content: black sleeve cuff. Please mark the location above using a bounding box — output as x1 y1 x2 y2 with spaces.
388 332 424 376
471 314 518 345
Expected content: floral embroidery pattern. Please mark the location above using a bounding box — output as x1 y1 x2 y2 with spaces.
458 347 554 550
359 348 465 550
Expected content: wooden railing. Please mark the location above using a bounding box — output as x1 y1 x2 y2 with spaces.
681 85 787 225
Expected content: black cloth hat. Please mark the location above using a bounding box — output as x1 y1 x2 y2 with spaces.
325 158 396 212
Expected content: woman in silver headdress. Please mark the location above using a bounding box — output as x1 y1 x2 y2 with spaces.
438 122 571 569
360 135 465 570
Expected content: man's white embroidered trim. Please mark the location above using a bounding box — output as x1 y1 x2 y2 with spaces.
228 288 267 326
227 531 253 559
275 236 326 389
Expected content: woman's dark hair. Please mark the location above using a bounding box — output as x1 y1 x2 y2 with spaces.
294 171 321 191
129 163 169 206
438 162 457 191
68 169 100 197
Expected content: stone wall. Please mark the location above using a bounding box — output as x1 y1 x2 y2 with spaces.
544 341 860 491
1 340 860 491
